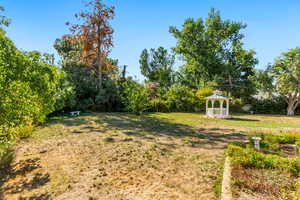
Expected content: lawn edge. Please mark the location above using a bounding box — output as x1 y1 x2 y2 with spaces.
221 156 232 200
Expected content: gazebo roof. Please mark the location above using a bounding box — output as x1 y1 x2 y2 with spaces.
205 91 230 100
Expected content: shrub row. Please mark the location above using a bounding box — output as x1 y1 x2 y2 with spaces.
227 144 300 176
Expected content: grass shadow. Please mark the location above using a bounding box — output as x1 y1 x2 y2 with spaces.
227 117 259 122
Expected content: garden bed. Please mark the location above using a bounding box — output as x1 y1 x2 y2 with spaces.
227 132 300 199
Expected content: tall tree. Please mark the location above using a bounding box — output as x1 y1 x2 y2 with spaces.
169 8 257 98
66 0 115 90
262 48 300 116
139 47 175 88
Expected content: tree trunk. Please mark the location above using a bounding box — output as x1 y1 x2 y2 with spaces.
286 98 299 116
96 54 102 91
287 105 295 116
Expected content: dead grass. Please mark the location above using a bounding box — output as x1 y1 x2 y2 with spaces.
1 112 300 199
231 166 298 200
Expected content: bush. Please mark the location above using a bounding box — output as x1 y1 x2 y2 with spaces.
249 131 300 145
230 98 244 113
0 30 67 139
122 79 150 115
0 142 14 169
164 85 198 112
195 87 213 111
250 96 287 114
150 98 169 112
227 144 300 176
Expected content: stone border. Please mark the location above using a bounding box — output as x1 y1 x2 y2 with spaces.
221 156 232 200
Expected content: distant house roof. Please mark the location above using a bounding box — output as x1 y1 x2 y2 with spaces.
205 91 230 100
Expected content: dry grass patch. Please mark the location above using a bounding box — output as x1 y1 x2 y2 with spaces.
1 112 239 200
232 166 298 200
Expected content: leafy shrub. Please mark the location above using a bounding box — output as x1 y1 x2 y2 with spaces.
164 85 198 112
250 96 287 114
195 87 213 111
0 142 14 169
227 144 300 176
230 98 244 113
122 79 150 115
249 132 300 145
0 30 67 139
149 98 169 112
248 131 300 153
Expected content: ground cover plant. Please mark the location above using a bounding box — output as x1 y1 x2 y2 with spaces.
228 132 300 199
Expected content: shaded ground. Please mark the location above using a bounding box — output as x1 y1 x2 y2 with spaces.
1 112 299 199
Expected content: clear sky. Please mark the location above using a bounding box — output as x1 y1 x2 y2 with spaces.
2 0 300 80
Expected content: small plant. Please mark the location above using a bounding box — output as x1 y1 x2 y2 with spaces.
0 142 14 169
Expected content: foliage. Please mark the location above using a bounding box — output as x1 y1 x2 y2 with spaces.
0 29 65 140
261 47 300 116
149 98 169 112
0 6 10 28
54 37 122 112
195 87 213 111
227 144 300 176
66 0 115 90
139 47 175 88
249 131 300 151
122 79 150 115
169 8 257 99
164 85 198 112
0 141 14 169
250 96 288 114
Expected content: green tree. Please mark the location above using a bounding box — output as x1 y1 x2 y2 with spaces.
169 8 257 98
263 48 300 116
0 29 65 139
139 47 175 88
54 37 122 111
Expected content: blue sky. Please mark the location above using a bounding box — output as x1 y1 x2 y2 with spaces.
2 0 300 80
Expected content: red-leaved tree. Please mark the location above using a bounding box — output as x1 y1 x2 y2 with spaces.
66 0 115 90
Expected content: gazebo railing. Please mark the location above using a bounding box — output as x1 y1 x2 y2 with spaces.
207 108 227 117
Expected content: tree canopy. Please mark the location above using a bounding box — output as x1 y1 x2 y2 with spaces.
262 47 300 116
139 47 175 88
66 0 115 90
169 8 257 98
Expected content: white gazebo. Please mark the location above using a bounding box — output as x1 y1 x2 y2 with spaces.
205 91 231 118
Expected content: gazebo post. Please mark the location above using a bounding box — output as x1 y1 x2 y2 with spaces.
220 100 224 118
206 99 209 115
211 100 215 116
226 99 229 116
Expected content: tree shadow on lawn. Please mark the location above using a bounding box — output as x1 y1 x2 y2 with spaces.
227 117 259 122
46 112 247 150
0 158 50 199
95 113 247 149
